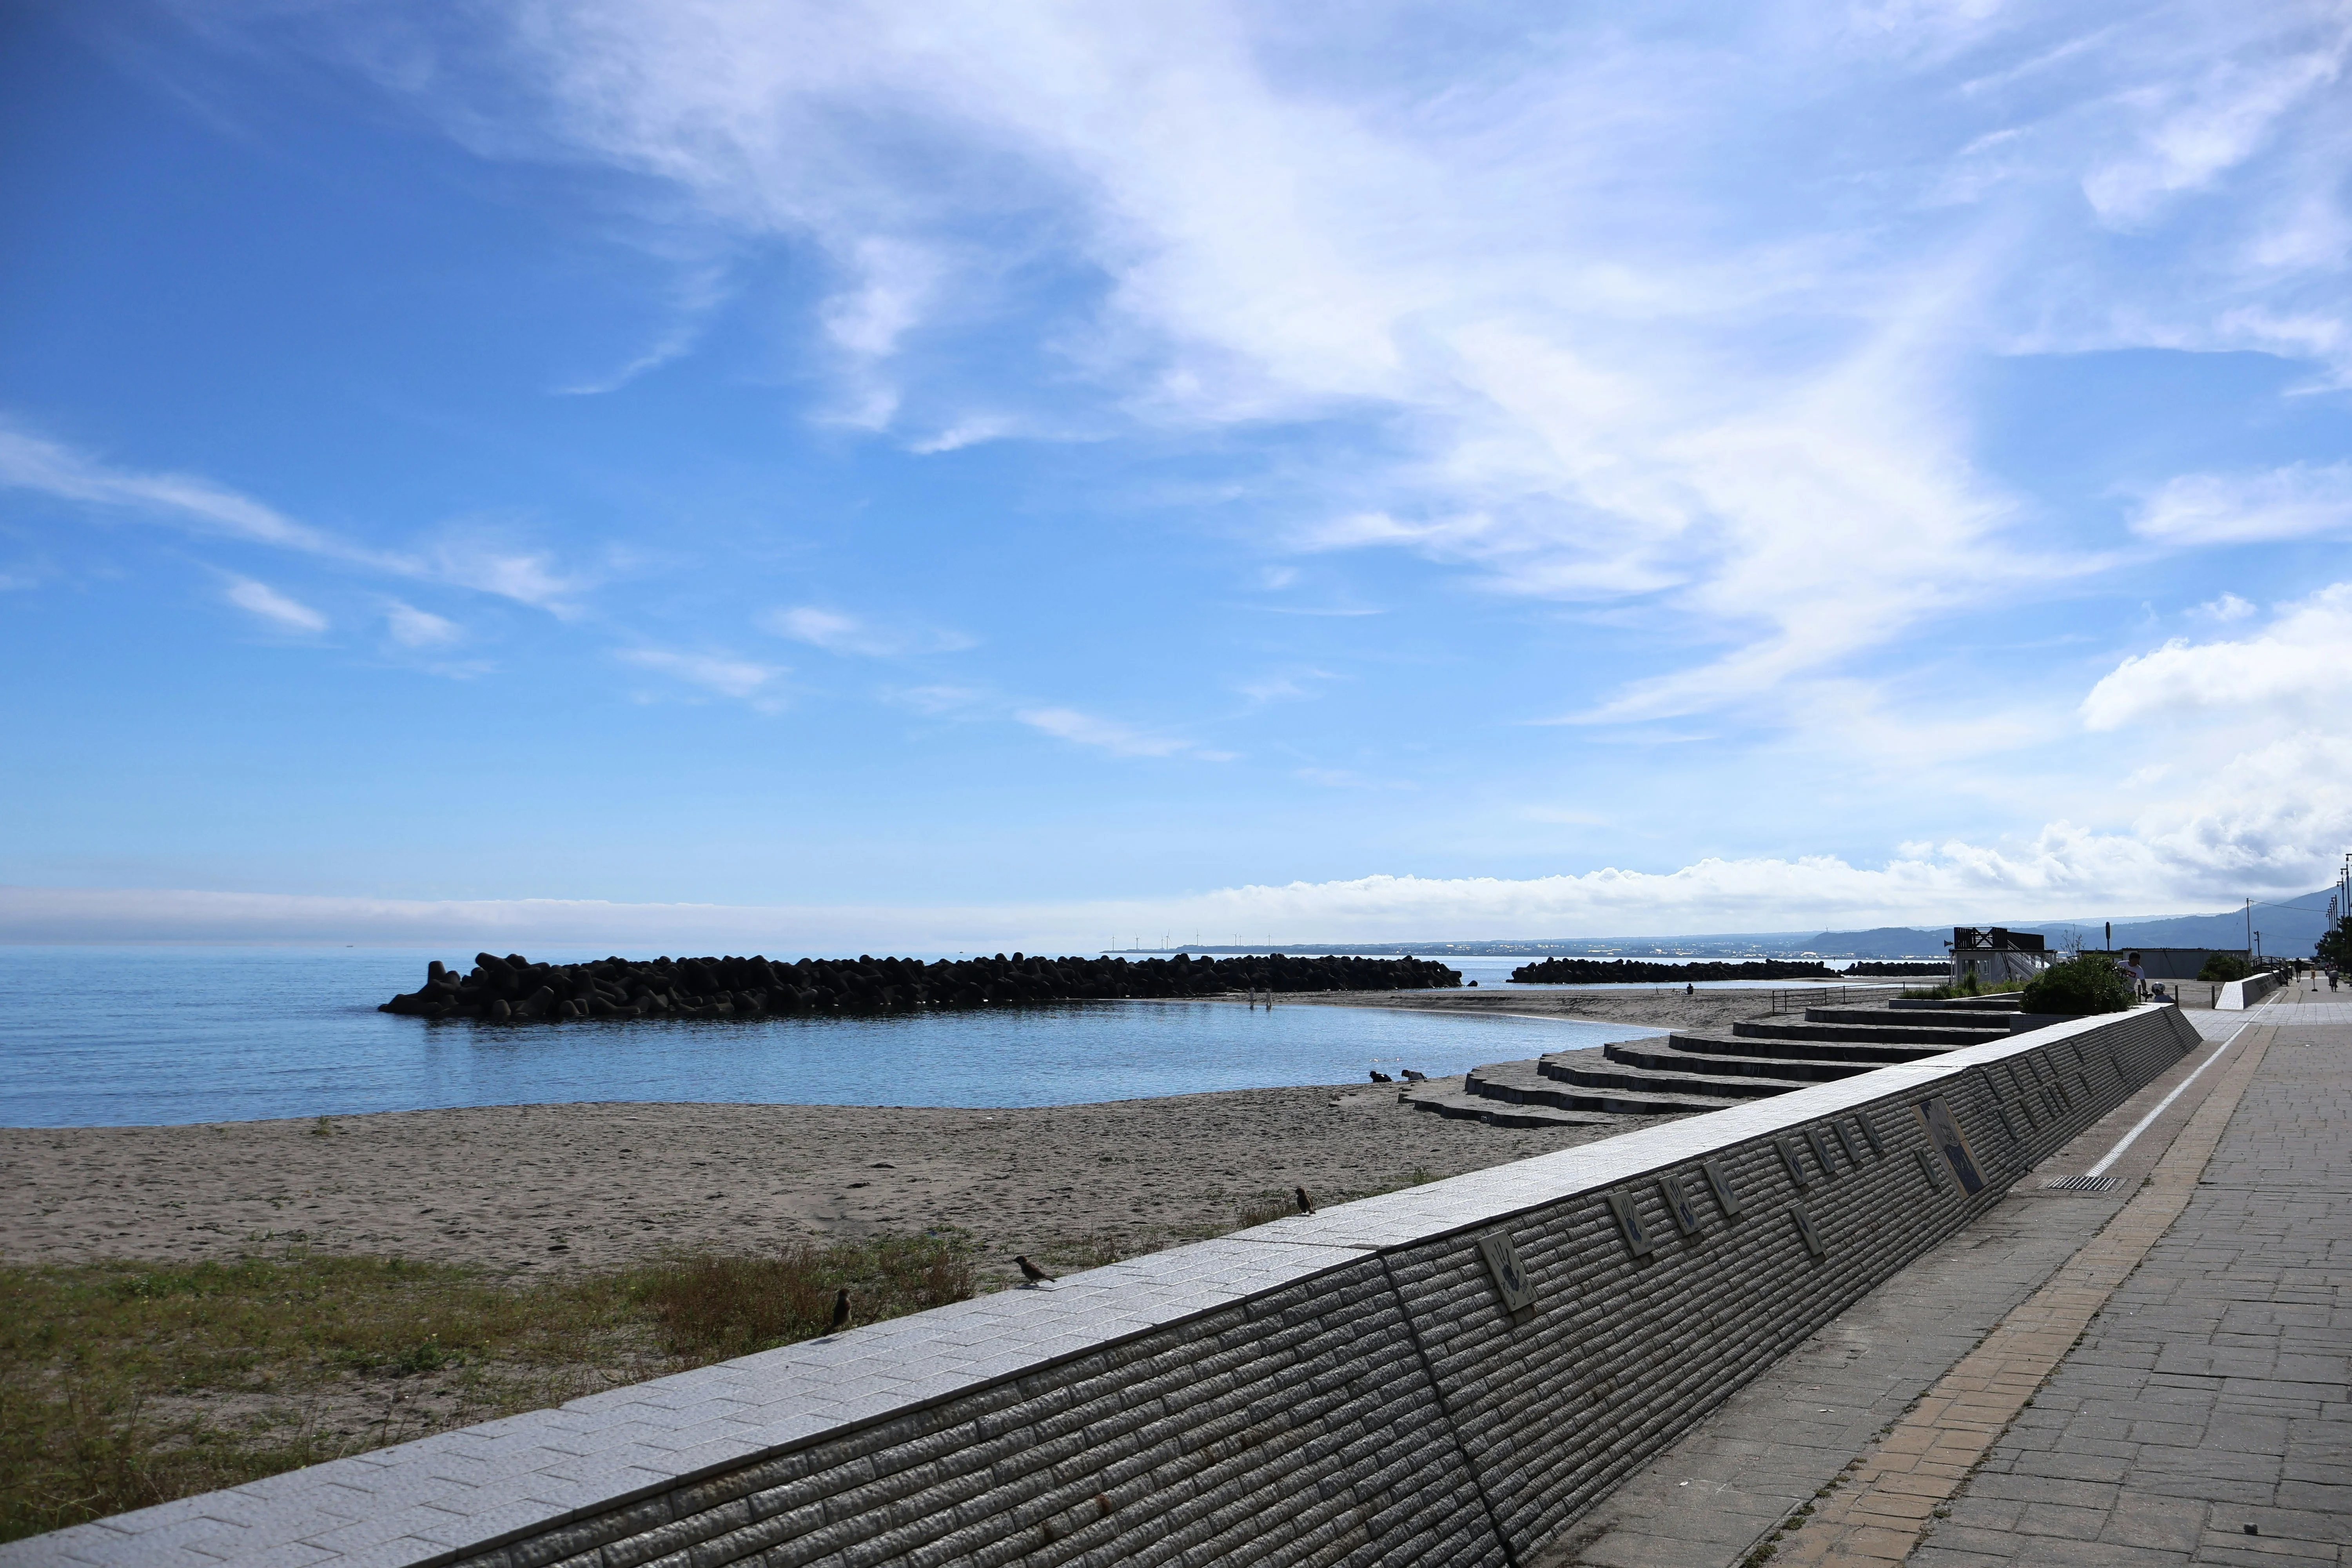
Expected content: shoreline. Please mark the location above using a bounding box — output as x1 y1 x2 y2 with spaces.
0 987 1813 1287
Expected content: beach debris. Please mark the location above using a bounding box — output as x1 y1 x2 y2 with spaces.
379 950 1464 1022
1369 1070 1394 1083
1294 1186 1315 1215
1015 1255 1055 1286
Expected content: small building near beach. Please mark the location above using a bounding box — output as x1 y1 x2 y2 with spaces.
1949 927 2051 985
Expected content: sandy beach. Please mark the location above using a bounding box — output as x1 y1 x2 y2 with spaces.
0 989 1795 1288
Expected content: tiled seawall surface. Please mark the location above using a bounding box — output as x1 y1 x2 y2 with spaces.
6 1006 2201 1568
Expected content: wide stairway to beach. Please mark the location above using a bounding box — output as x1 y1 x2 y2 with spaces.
1405 995 2023 1126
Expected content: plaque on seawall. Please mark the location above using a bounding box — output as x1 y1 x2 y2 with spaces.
1702 1157 1743 1218
1604 1189 1656 1258
1788 1203 1827 1259
1478 1230 1537 1312
1913 1096 1987 1195
1659 1173 1703 1237
1775 1135 1812 1189
1831 1121 1864 1167
1805 1126 1839 1177
1913 1146 1948 1191
1854 1113 1885 1156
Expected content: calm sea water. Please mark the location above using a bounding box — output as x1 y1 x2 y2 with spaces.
0 947 1700 1128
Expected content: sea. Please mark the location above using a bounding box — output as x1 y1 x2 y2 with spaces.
0 947 1869 1128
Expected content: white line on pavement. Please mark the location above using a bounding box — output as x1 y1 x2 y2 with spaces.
2083 993 2276 1179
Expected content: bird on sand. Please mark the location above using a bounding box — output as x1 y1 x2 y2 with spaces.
1015 1255 1055 1285
1368 1070 1393 1083
1294 1186 1315 1215
828 1289 849 1332
1401 1069 1427 1082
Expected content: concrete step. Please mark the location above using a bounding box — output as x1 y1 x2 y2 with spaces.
1402 1068 1622 1128
1668 1031 1956 1066
1606 1038 1869 1082
1734 1018 2006 1047
1460 1055 1740 1116
1887 996 2022 1011
1802 1006 2016 1032
1533 1048 1813 1109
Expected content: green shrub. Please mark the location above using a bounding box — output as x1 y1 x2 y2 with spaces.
2196 953 2253 983
2020 954 2136 1015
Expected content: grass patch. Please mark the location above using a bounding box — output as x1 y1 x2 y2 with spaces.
631 1237 972 1361
1233 1192 1296 1229
0 1237 974 1544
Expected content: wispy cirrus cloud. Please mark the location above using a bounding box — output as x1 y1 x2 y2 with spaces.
0 418 595 615
385 600 461 647
280 0 2345 728
1 420 398 569
617 646 787 706
223 575 328 633
2131 462 2352 545
763 604 973 658
1016 706 1232 761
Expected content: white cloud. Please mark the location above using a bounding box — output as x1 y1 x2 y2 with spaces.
1016 706 1230 760
0 420 394 567
2191 592 2258 621
2082 581 2352 727
763 604 971 656
2132 462 2352 545
2 419 596 614
906 415 1017 454
2082 41 2348 229
428 538 590 614
1237 669 1333 703
888 683 989 716
337 0 2183 718
223 575 328 633
137 1 2352 740
385 600 461 646
9 780 2339 949
554 263 730 395
618 647 786 703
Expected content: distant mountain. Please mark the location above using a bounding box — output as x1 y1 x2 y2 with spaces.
2058 892 2334 956
1806 926 1948 957
1809 890 2337 962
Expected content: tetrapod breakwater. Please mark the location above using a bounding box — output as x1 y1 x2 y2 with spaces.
379 951 1463 1022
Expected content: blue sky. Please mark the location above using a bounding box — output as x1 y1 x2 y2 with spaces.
2 0 2348 949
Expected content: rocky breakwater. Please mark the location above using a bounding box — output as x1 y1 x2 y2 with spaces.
380 951 1461 1023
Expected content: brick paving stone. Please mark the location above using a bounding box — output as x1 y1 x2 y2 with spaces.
1905 1002 2352 1568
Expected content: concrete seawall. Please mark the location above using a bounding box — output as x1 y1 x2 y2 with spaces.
2217 970 2284 1010
5 1005 2201 1568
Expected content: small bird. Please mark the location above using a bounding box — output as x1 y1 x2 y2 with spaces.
828 1289 849 1332
1015 1254 1055 1285
1294 1186 1315 1216
1401 1069 1427 1082
1369 1070 1393 1083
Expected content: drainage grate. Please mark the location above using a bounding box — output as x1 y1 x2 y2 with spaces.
2043 1174 2121 1192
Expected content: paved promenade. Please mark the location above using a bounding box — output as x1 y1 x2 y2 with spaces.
1907 987 2350 1567
1547 987 2350 1568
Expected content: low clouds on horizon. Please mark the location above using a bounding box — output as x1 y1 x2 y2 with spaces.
3 0 2348 930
